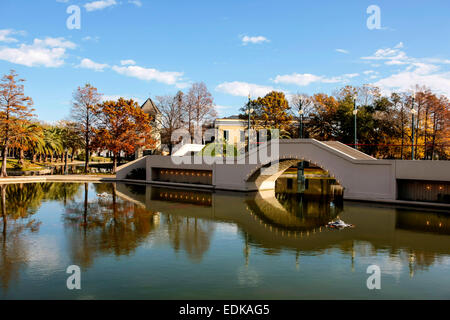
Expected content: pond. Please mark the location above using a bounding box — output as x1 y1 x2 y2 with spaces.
0 180 449 299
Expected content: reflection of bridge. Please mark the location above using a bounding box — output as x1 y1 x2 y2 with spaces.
115 184 450 257
117 139 450 202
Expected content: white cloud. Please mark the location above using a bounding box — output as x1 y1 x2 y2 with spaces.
120 59 136 66
0 29 23 43
35 37 76 49
273 72 359 86
374 67 450 97
361 42 450 96
0 37 76 67
128 0 142 7
335 48 349 54
216 81 275 97
102 95 143 103
82 36 100 42
78 58 109 71
84 0 117 12
344 73 359 78
112 65 184 85
241 35 269 45
274 73 323 86
214 105 234 116
361 42 409 65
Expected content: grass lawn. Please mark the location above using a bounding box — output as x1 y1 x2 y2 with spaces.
3 158 45 171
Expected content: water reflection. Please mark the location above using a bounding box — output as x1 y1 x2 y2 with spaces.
0 183 79 290
64 183 159 268
0 181 449 298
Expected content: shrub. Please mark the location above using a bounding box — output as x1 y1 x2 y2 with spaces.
201 143 238 157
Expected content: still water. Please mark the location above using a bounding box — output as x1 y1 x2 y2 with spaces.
0 181 449 299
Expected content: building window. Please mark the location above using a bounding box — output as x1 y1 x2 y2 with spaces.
223 130 229 141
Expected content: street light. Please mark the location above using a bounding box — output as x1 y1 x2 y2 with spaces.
245 94 254 149
297 108 306 193
298 108 304 138
411 91 417 160
353 94 358 150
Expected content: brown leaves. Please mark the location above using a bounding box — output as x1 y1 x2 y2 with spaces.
93 98 156 157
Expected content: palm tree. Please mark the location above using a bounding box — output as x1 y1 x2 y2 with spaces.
43 127 63 163
9 121 43 167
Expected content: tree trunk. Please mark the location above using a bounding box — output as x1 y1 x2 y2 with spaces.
64 151 68 174
112 152 117 174
32 152 37 163
85 114 90 174
1 184 6 238
400 110 405 160
1 146 8 177
83 183 88 227
424 108 429 159
18 148 25 167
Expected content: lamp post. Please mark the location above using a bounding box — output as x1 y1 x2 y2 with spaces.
64 147 68 175
297 108 305 193
245 94 254 150
411 92 417 160
298 108 304 138
352 94 358 149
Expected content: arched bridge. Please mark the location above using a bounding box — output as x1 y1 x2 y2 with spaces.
117 139 450 202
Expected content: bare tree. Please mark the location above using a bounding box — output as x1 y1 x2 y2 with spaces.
71 83 102 173
185 82 216 142
155 91 186 154
290 93 315 116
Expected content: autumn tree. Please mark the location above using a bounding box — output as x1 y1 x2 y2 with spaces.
71 83 102 173
185 82 216 142
0 70 34 177
93 98 156 173
307 93 339 140
258 91 292 131
156 92 186 154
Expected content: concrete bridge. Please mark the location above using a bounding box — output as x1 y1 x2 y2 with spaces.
117 139 450 202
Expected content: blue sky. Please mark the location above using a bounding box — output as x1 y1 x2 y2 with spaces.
0 0 449 122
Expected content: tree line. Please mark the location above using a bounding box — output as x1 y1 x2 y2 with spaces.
1 69 448 179
236 85 449 159
0 70 155 177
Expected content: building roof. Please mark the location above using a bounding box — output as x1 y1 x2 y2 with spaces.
222 115 241 120
141 98 161 115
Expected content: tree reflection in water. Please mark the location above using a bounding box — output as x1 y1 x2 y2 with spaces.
165 214 215 263
0 182 80 290
64 183 160 268
0 181 449 297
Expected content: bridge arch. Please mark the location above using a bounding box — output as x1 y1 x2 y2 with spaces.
231 139 395 200
245 156 347 193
